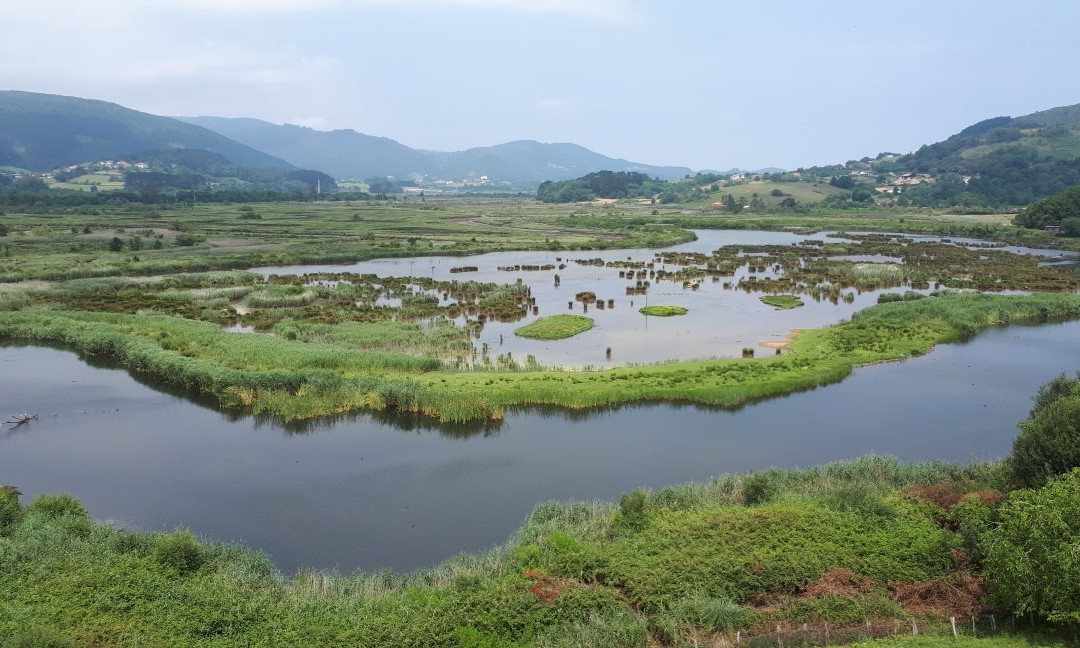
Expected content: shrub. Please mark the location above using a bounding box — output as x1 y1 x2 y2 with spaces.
1011 392 1080 488
0 486 23 533
152 529 205 574
982 468 1080 621
743 470 781 505
28 493 88 519
615 489 648 531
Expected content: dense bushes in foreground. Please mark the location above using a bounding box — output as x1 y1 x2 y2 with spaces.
4 430 1080 646
0 457 1009 646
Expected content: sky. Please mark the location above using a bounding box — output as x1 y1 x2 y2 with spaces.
2 0 1079 171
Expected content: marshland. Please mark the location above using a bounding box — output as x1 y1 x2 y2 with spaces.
3 200 1080 646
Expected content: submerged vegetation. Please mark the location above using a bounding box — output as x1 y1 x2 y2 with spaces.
514 314 594 340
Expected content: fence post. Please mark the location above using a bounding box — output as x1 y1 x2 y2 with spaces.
990 614 996 632
972 616 976 635
736 630 740 646
825 622 829 646
911 618 918 636
951 616 958 639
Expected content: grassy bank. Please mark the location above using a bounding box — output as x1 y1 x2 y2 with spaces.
3 292 1080 422
2 455 1053 647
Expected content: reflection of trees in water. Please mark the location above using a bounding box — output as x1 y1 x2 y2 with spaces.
256 409 504 438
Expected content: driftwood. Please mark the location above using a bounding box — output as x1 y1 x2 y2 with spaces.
3 412 37 427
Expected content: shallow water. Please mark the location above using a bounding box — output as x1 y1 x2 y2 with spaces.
3 319 1080 574
252 229 1069 368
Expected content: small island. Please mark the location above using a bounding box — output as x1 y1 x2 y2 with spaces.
639 305 688 317
514 314 594 339
760 295 804 309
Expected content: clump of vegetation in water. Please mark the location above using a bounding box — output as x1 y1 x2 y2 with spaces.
760 295 804 309
515 314 594 340
638 305 687 316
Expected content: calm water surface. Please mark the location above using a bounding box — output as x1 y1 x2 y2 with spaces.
3 319 1080 573
250 230 1078 368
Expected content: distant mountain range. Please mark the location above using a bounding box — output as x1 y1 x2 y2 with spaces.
0 91 294 172
178 116 691 183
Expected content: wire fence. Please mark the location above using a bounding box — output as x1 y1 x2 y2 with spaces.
697 614 1075 647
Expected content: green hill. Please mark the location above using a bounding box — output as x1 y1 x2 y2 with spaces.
872 103 1080 205
0 91 294 172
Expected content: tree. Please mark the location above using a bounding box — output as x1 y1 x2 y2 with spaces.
108 237 124 252
829 175 855 190
1010 374 1080 488
981 468 1080 621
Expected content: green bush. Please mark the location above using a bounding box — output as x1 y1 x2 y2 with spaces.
152 529 205 574
743 470 781 505
1011 392 1080 488
0 487 23 533
27 493 87 519
615 489 648 532
982 468 1080 621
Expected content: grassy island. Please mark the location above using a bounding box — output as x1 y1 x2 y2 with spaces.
514 314 594 340
760 295 804 309
638 305 688 316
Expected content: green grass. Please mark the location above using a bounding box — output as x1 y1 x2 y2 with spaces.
760 295 804 309
514 315 594 340
0 456 1029 646
638 305 687 316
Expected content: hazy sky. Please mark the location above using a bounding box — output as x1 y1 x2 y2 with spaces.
3 0 1079 170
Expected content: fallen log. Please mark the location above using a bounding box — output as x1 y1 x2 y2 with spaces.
3 412 37 427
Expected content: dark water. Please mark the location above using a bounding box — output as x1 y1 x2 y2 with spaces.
3 320 1080 574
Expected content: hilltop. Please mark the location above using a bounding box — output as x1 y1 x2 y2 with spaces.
0 91 294 172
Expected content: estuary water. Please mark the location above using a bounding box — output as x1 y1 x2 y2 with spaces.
3 318 1080 573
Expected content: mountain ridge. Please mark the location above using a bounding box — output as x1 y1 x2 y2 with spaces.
0 91 295 172
179 115 692 183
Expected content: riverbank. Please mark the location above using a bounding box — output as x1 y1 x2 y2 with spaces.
0 455 1037 646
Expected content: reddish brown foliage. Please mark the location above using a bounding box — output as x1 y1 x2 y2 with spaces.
800 568 874 599
906 481 967 510
890 571 986 618
522 569 564 604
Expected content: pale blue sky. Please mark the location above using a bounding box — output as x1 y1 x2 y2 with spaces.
3 0 1079 170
